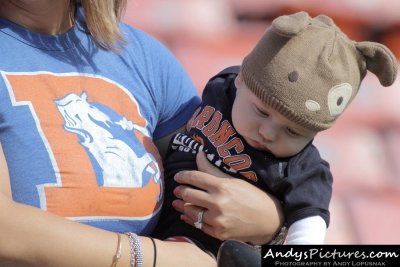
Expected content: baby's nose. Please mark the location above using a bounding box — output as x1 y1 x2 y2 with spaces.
258 123 278 142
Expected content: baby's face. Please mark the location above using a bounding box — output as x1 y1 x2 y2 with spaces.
232 75 317 158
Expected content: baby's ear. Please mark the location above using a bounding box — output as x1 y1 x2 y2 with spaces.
356 41 398 87
271 11 311 37
234 73 243 88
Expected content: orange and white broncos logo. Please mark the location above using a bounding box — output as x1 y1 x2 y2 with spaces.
3 72 163 220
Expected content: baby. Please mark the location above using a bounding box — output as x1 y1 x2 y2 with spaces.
153 11 398 261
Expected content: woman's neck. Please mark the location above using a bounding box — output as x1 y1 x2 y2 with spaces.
0 0 74 35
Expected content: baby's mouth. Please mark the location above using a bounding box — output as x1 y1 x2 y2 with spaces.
246 137 270 152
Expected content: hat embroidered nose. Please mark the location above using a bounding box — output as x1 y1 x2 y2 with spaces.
305 100 321 112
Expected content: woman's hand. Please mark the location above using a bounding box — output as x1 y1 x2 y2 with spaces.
172 152 284 245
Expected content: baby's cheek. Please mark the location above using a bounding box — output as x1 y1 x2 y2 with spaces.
275 141 301 158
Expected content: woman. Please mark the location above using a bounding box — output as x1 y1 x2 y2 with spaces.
0 1 283 266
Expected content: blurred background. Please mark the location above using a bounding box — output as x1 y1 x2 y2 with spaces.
123 0 400 244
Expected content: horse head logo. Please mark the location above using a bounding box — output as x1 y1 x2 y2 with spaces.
55 91 161 189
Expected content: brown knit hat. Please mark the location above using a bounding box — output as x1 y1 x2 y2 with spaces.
241 11 398 131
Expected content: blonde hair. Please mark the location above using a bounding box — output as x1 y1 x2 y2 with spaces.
78 0 127 52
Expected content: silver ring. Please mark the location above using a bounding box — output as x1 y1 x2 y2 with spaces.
194 209 205 229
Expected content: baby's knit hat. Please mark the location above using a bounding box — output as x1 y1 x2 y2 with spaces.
241 11 398 131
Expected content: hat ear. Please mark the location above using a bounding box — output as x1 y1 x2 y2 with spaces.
314 14 336 27
356 41 398 87
271 11 311 37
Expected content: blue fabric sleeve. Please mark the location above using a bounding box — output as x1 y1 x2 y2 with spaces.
131 28 200 140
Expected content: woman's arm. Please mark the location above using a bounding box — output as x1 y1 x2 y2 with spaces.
0 144 11 198
172 152 284 245
0 194 215 267
0 145 214 267
0 193 128 267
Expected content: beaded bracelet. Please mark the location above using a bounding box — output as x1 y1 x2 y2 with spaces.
126 232 143 267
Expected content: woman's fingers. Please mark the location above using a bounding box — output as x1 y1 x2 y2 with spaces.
173 152 231 192
195 152 233 179
177 204 221 240
173 200 208 226
180 205 208 226
174 171 284 243
173 184 211 208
